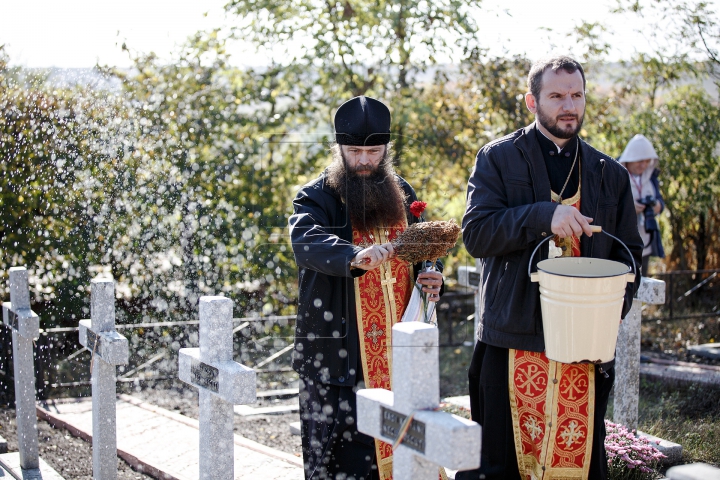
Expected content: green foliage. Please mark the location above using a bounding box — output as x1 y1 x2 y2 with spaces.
614 0 720 80
223 0 492 275
3 0 720 326
99 31 300 319
224 0 485 164
0 45 126 324
587 59 720 270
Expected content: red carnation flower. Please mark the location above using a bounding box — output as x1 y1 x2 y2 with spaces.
409 201 427 218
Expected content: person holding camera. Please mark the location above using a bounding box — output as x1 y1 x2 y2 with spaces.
619 134 666 275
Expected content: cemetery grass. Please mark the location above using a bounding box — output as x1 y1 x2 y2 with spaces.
634 379 720 468
637 315 720 467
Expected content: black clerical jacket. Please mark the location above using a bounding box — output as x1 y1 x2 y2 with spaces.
462 123 643 353
289 171 441 386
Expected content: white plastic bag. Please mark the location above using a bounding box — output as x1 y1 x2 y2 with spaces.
401 283 437 324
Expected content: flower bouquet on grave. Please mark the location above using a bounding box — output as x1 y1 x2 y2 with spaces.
604 420 666 480
396 201 461 324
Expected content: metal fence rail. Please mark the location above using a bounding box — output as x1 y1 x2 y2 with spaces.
0 314 299 405
0 292 476 405
645 269 720 322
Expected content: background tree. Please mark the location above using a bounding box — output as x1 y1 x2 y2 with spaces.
0 45 126 325
224 0 483 162
98 31 300 321
584 0 720 270
3 0 720 327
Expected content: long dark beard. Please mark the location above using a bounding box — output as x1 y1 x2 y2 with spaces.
537 105 585 139
325 146 408 232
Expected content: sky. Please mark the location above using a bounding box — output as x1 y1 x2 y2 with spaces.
0 0 714 68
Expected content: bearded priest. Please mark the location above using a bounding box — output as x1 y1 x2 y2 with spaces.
289 95 445 480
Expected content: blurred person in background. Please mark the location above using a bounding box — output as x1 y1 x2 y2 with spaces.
619 134 665 276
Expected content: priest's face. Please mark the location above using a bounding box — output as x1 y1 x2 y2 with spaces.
326 143 407 231
527 69 586 140
340 145 387 175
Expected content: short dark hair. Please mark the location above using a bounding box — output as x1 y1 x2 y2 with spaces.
527 56 586 99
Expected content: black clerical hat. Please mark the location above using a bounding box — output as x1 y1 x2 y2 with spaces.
334 96 391 146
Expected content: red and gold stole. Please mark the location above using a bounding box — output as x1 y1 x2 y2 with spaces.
353 224 413 480
509 179 595 480
549 171 582 258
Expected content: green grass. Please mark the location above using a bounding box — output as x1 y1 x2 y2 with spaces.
439 343 474 398
634 379 720 467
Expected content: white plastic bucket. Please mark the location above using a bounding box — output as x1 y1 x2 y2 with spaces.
529 229 636 364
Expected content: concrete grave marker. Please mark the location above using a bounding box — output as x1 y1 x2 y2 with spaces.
687 342 720 360
78 278 128 480
357 322 481 480
2 267 41 475
457 260 482 344
612 277 683 463
178 296 256 480
614 277 665 430
666 462 720 480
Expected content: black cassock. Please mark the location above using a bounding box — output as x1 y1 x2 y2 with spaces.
299 374 380 480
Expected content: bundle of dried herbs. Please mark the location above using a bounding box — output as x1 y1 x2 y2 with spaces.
392 220 461 264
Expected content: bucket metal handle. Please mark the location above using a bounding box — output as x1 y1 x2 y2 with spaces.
528 226 637 283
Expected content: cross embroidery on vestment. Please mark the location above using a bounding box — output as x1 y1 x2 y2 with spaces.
523 415 544 441
366 323 385 345
559 420 585 447
380 276 397 287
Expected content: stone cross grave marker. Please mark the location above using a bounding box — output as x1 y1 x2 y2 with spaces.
614 277 666 431
2 267 41 475
78 278 129 480
357 321 481 480
178 296 256 480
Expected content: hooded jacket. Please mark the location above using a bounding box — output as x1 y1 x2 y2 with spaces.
619 134 666 258
289 170 440 386
462 124 643 352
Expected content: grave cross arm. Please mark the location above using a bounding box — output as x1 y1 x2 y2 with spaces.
78 324 129 365
2 267 39 340
357 389 481 473
178 296 256 405
357 322 481 480
178 349 256 405
78 279 128 366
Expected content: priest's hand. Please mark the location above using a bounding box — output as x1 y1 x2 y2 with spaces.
351 243 394 270
417 271 443 302
551 205 594 238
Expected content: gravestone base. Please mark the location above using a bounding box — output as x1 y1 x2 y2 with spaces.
665 462 720 480
637 431 683 465
288 422 301 436
687 343 720 360
0 452 64 479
